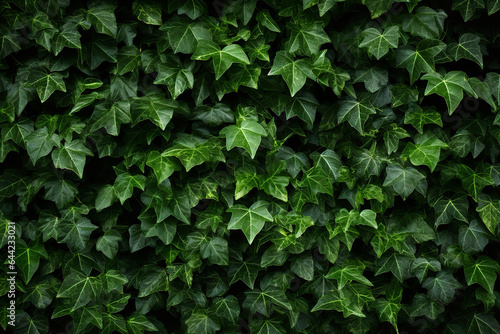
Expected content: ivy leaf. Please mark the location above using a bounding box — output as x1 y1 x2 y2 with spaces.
57 269 103 311
227 201 273 244
132 0 162 25
401 131 448 172
25 127 61 165
359 26 399 60
476 194 500 234
256 9 281 32
163 136 225 171
375 253 413 282
200 237 229 265
192 40 250 80
276 146 311 178
396 39 446 84
16 239 48 284
453 0 485 21
299 166 334 199
113 173 146 205
228 258 262 289
96 230 122 259
404 104 443 134
402 6 447 38
127 313 158 334
87 3 118 38
422 71 473 115
51 140 94 178
160 16 211 54
466 313 500 333
457 164 494 201
220 119 267 159
410 293 445 319
286 92 319 125
447 33 483 67
311 290 365 317
411 258 442 283
243 287 293 316
212 296 240 323
25 68 67 103
422 271 461 303
311 149 342 181
434 194 469 227
185 312 220 334
285 20 330 56
363 0 396 19
325 265 373 289
268 51 315 97
131 95 177 130
459 219 490 253
146 151 180 184
353 67 388 93
89 101 132 136
464 255 500 294
487 0 500 14
337 95 376 134
259 161 290 202
383 164 425 200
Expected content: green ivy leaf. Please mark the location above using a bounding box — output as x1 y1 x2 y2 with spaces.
359 26 399 60
453 0 485 21
401 131 448 172
57 269 103 311
422 71 473 115
51 140 94 178
383 164 425 200
192 40 250 80
268 51 315 97
464 256 500 294
220 119 267 159
402 6 447 38
447 33 483 67
227 201 273 244
476 194 500 234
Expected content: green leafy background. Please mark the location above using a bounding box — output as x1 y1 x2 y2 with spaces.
1 0 500 333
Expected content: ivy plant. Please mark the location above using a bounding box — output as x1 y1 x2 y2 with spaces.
1 0 500 333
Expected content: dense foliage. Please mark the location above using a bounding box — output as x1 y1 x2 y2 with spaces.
1 0 500 333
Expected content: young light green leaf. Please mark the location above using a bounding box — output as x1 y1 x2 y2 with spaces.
268 51 315 97
220 119 267 159
422 71 473 114
401 131 448 172
325 265 373 289
404 104 443 134
192 40 250 80
476 194 500 234
159 16 211 54
227 201 273 244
